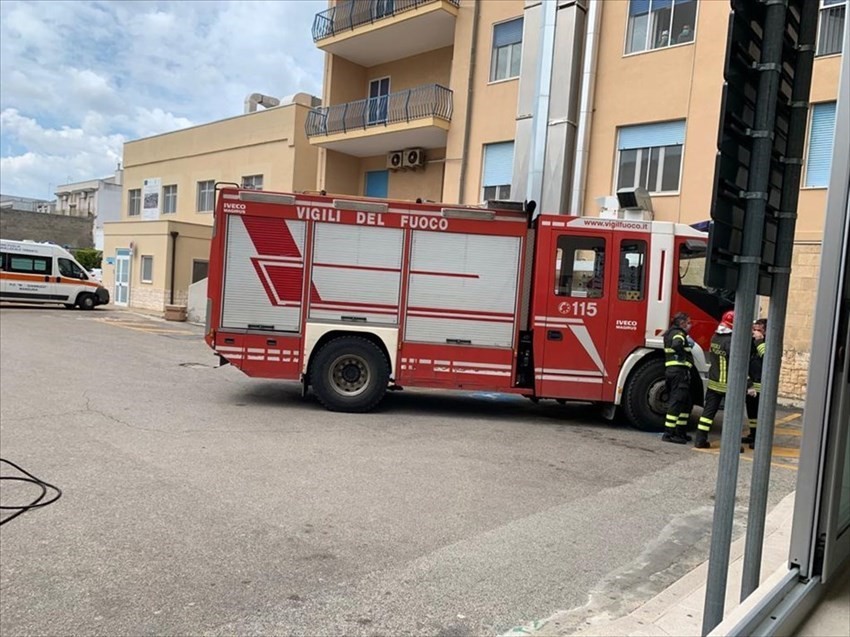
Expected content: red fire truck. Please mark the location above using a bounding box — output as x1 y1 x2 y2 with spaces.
204 188 728 431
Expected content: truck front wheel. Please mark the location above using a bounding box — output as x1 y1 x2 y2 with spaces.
310 337 389 413
622 358 668 432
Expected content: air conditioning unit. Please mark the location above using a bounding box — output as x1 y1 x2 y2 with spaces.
403 148 426 169
387 150 404 170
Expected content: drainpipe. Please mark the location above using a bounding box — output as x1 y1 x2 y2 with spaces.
569 0 602 216
457 0 481 204
169 230 179 305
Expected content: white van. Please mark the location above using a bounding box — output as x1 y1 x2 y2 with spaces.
0 239 110 310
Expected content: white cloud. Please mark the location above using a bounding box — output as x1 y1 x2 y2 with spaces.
0 0 325 198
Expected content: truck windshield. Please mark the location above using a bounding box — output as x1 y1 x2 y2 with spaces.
678 240 733 320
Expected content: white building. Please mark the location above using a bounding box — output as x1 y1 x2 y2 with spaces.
54 166 124 250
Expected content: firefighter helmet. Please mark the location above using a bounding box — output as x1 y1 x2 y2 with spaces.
721 310 735 329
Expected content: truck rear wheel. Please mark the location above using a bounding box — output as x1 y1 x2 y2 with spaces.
310 337 389 413
622 358 668 432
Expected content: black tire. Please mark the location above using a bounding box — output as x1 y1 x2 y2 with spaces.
310 337 389 412
622 358 668 432
77 294 96 311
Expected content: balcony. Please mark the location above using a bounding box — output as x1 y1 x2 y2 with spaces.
312 0 460 67
306 84 452 157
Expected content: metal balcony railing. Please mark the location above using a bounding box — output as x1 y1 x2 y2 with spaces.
305 84 453 137
312 0 460 42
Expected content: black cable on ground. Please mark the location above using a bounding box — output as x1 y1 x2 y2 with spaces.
0 458 62 526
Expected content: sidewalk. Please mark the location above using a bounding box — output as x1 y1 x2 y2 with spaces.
511 492 797 637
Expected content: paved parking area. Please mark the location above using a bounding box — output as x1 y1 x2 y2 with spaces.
0 305 800 637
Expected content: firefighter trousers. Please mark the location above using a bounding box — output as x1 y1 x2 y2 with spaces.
698 388 725 432
746 392 760 432
665 367 692 430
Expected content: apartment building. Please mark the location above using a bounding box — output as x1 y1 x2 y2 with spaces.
102 93 320 312
54 168 123 249
308 0 844 401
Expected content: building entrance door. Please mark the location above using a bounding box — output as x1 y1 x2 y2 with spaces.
115 251 130 306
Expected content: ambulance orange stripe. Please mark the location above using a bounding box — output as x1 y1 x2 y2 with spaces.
0 271 100 288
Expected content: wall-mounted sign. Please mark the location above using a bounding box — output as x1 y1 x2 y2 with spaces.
142 177 161 220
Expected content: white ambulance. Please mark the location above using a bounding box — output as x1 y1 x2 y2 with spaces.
0 239 110 310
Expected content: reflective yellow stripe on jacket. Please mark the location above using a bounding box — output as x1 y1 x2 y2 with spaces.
665 334 693 368
709 354 728 392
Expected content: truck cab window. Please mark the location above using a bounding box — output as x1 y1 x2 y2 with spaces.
619 240 646 301
555 236 606 298
58 258 87 279
678 240 733 319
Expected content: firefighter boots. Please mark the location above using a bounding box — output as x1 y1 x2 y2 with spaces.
694 431 711 449
662 430 689 444
676 426 693 442
741 429 757 449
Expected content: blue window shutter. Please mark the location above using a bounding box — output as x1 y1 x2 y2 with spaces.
653 0 673 10
494 18 523 47
629 0 651 16
483 142 514 187
618 120 686 150
365 170 389 197
806 102 837 188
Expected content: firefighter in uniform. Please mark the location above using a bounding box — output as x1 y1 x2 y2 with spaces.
696 310 735 449
662 312 694 444
744 318 767 449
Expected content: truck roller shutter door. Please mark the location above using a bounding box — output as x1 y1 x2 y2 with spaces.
405 231 521 347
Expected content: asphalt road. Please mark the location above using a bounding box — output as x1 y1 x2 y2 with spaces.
0 306 799 637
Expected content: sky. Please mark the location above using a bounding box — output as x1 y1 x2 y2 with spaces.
0 0 326 199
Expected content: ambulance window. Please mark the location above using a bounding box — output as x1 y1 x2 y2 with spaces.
555 236 606 298
8 255 51 274
58 258 87 279
618 240 646 301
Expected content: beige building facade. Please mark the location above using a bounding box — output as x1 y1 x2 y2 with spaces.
103 94 320 312
309 0 844 401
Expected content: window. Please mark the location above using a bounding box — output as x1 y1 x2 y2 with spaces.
191 260 209 284
162 185 178 214
817 0 846 56
482 141 514 201
626 0 697 55
128 189 141 216
806 102 837 188
7 255 51 275
58 258 87 280
141 256 154 283
242 175 263 190
491 18 523 81
196 180 215 212
555 236 606 298
367 77 390 126
616 120 685 193
618 240 646 301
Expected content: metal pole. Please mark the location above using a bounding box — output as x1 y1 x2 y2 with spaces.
526 0 556 205
740 0 817 600
701 1 788 633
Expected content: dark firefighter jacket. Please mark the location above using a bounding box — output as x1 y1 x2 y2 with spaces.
663 325 694 369
708 331 732 393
